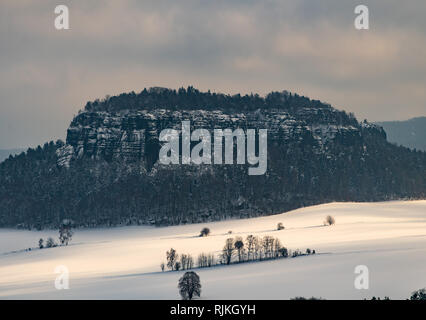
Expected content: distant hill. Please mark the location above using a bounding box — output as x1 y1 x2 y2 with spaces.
0 148 26 163
376 117 426 151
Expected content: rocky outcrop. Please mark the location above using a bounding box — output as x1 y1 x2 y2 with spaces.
57 107 370 168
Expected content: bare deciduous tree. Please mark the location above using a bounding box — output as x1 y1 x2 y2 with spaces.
180 254 194 270
245 235 255 261
273 238 282 257
253 236 261 260
197 253 208 268
262 236 274 259
222 238 235 265
167 248 178 270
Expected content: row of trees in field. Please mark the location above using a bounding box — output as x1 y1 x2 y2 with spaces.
220 235 315 264
161 249 196 271
161 234 316 272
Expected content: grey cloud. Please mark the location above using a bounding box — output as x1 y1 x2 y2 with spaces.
0 0 425 148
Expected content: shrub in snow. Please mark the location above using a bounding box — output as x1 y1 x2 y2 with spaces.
199 227 210 237
46 237 56 248
166 248 178 270
278 247 288 258
277 222 285 230
325 215 335 226
292 249 302 257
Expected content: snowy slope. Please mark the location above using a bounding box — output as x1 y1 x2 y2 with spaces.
0 200 426 299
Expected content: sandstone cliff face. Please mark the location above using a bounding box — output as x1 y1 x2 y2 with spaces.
57 107 374 168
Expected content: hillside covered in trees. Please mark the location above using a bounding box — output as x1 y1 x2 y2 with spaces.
0 87 425 229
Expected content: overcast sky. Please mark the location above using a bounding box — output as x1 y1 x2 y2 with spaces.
1 0 425 149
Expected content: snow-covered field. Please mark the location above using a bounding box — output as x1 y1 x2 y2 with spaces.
1 200 425 299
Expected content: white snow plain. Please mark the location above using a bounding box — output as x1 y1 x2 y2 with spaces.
0 200 425 300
